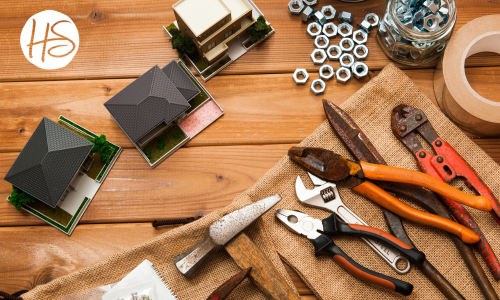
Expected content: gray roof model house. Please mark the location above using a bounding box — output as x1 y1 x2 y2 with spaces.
4 117 94 208
104 63 199 143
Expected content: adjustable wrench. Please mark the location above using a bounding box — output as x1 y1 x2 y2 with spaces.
295 172 411 274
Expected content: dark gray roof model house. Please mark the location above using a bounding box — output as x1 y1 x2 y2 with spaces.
161 60 200 102
104 64 194 143
4 117 94 208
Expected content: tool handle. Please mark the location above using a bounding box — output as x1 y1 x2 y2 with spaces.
352 181 480 244
359 161 492 212
321 214 426 264
312 235 413 296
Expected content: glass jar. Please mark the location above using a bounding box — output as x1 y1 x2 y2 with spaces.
377 0 457 66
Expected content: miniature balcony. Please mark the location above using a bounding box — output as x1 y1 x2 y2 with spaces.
204 16 254 63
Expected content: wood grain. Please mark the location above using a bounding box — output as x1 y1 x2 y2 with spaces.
0 144 291 227
0 223 318 297
1 0 500 82
226 233 302 300
0 69 437 151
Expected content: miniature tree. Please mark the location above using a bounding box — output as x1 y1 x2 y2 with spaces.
87 134 113 164
157 137 166 150
246 16 272 43
145 151 152 159
8 186 36 210
170 28 195 60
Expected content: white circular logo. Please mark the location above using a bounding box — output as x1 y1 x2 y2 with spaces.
20 10 79 70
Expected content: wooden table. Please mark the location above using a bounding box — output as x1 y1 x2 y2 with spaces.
1 0 499 298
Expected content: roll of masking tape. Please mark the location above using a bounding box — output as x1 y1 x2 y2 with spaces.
434 15 500 137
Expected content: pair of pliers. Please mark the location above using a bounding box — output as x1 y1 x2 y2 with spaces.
275 209 425 296
391 104 500 280
287 146 491 244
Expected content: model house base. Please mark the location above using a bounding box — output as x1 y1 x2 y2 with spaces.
6 116 122 235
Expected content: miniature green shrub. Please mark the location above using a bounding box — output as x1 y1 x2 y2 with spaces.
145 151 152 159
170 28 195 60
8 186 36 210
246 16 272 43
173 133 180 140
157 137 166 150
88 134 113 163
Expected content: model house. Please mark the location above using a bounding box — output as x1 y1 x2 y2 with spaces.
173 0 256 64
5 117 94 208
104 60 223 168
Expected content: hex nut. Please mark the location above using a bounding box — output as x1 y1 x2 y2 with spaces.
423 14 440 32
314 35 329 49
352 30 368 45
288 0 304 15
303 0 317 6
365 13 379 28
353 44 368 60
311 48 327 64
313 11 327 25
338 22 353 38
307 22 322 38
351 62 368 79
322 22 337 38
310 79 326 95
293 69 309 85
339 37 354 53
338 11 354 24
357 19 371 33
339 53 355 68
336 67 351 84
319 64 335 81
439 7 449 16
321 5 336 20
300 6 315 22
423 0 439 13
326 45 342 61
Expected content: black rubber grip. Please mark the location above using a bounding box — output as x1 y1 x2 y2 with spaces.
322 213 426 264
312 235 414 296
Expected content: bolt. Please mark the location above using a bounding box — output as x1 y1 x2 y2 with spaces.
415 114 422 121
437 157 443 163
435 140 442 147
419 151 426 158
400 125 407 132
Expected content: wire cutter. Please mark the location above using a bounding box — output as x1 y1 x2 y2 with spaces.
391 104 500 281
287 147 490 244
275 209 422 296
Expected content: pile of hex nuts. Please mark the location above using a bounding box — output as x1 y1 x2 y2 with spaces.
289 0 378 95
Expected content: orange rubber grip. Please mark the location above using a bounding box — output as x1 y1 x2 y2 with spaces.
333 255 396 291
352 181 480 244
360 161 492 212
348 224 412 249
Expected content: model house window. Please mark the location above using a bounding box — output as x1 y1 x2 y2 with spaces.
207 41 216 51
224 29 233 39
219 19 226 27
203 30 212 39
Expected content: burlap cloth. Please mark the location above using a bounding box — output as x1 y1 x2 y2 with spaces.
22 64 500 300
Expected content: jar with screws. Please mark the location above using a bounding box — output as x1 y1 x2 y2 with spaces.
377 0 457 66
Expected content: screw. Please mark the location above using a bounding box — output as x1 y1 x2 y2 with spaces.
419 151 426 158
435 140 442 147
415 114 422 121
400 125 407 132
437 157 443 163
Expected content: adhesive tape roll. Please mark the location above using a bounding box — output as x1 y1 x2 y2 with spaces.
434 15 500 137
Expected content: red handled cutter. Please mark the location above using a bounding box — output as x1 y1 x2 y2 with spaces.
391 104 500 281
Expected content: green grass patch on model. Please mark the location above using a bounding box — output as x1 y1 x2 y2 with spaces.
203 56 231 78
25 199 73 227
178 62 211 114
142 124 187 163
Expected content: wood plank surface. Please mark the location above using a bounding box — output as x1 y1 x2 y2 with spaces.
1 0 500 298
1 0 500 82
0 68 467 151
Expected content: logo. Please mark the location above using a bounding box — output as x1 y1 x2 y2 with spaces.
20 10 79 70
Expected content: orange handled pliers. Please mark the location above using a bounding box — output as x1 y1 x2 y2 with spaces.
288 147 492 244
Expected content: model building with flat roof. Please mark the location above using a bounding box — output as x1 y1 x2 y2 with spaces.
173 0 255 64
